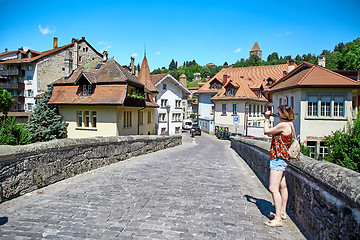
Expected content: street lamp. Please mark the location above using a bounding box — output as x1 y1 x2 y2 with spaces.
166 105 171 135
244 102 249 136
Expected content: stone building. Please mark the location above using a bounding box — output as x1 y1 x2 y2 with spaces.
0 37 103 113
250 42 262 59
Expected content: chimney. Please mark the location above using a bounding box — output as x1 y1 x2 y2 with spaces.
71 38 76 43
53 37 58 49
5 48 7 52
179 74 187 87
318 55 326 67
288 60 295 72
135 69 139 78
64 50 73 79
103 51 108 62
223 74 228 85
130 56 135 75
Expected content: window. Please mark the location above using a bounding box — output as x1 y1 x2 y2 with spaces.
28 65 33 71
320 96 331 116
249 105 252 117
222 104 227 115
308 96 318 116
139 111 144 125
92 111 97 128
77 111 83 127
257 105 260 116
159 113 166 122
175 127 180 133
261 105 264 116
27 103 34 111
307 141 317 158
172 113 181 121
124 111 132 128
161 99 168 107
226 88 235 96
232 104 237 114
334 96 344 117
279 98 282 106
319 142 328 160
163 84 167 90
161 128 166 134
175 100 181 108
85 111 90 127
148 111 152 123
79 56 82 62
26 75 32 80
82 85 92 96
27 89 33 97
290 96 294 109
211 105 214 115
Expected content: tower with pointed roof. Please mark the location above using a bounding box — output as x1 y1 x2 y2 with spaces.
138 55 158 94
250 42 262 59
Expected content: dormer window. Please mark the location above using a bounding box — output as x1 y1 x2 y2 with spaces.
226 88 235 96
27 52 32 58
82 85 92 96
210 83 222 89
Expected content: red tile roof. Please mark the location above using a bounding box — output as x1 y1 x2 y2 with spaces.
138 55 158 93
269 62 360 93
196 64 289 95
151 73 168 85
251 42 261 51
0 50 17 57
0 38 102 64
48 58 148 106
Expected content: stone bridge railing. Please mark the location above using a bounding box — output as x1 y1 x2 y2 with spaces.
231 136 360 240
0 135 182 203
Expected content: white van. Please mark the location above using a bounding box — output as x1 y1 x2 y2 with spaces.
182 119 193 130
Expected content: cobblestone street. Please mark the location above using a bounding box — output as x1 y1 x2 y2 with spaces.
0 133 306 239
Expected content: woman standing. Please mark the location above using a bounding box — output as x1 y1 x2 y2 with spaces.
263 105 295 227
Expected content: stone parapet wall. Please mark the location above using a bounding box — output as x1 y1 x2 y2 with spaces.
0 135 181 203
231 136 360 240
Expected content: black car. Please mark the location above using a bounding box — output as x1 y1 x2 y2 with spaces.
190 124 201 136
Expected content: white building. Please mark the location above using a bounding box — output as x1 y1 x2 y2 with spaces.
269 61 360 159
151 73 191 135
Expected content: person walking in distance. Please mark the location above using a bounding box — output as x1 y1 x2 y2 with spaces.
263 105 295 227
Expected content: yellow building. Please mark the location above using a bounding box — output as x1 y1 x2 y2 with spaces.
48 56 158 138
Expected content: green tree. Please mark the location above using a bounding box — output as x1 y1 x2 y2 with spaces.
267 52 279 63
0 88 14 118
26 84 68 143
324 116 360 172
0 117 31 145
248 54 262 66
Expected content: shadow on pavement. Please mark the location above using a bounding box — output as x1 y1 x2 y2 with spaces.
244 195 274 219
0 217 8 226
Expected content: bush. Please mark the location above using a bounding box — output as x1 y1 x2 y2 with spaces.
300 143 311 157
0 117 31 145
324 116 360 172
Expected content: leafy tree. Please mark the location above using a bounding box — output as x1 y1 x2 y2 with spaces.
324 116 360 172
0 88 14 118
0 117 31 145
248 54 262 66
169 59 177 70
267 52 279 62
26 84 68 143
223 62 229 66
151 68 163 74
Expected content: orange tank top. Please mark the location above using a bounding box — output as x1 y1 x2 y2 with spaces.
270 126 293 162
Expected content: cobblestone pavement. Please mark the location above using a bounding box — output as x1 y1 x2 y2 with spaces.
0 133 307 239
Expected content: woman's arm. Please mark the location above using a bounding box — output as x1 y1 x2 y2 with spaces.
264 120 286 136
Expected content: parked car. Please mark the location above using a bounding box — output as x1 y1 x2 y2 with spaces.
182 119 193 130
190 124 201 136
216 130 231 140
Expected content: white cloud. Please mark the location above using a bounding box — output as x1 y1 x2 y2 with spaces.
98 41 108 45
235 48 241 53
131 53 138 57
278 32 292 37
38 25 55 35
156 51 160 55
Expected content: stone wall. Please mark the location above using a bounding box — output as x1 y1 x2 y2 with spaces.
0 135 182 203
231 136 360 240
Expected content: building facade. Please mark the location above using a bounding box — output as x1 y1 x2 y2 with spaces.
269 62 360 159
0 37 102 113
48 57 158 138
151 73 191 135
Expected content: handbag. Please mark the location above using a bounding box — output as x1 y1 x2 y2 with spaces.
279 123 300 160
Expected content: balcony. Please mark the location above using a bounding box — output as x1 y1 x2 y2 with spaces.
0 69 25 76
123 96 145 107
13 96 25 103
0 82 25 90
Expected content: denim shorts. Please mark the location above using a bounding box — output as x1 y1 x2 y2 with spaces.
270 157 288 171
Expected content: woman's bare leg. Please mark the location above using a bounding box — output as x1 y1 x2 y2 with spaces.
265 169 284 226
280 175 288 218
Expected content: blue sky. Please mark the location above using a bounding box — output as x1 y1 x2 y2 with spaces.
1 0 359 71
